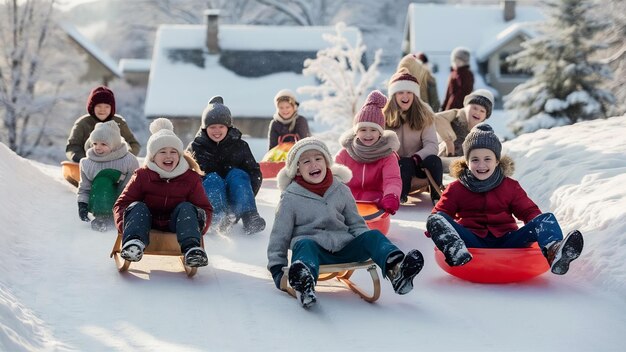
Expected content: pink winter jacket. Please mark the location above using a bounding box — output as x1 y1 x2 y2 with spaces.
335 150 402 202
387 122 439 161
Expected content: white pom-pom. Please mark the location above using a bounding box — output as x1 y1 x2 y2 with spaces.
150 118 174 134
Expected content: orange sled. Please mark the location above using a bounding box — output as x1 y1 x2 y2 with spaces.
434 243 549 284
61 161 80 187
356 201 391 235
259 161 285 179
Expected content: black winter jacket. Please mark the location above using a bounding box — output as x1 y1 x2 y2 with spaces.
187 127 262 195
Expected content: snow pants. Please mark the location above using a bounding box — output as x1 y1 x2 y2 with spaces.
291 230 403 281
89 169 122 216
399 155 443 198
202 168 258 220
121 201 203 253
434 212 564 249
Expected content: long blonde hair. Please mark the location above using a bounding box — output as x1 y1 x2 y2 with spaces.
383 93 435 131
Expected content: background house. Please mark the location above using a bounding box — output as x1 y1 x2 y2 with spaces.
401 0 544 105
143 10 360 144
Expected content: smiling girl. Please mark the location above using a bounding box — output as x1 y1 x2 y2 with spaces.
383 68 444 205
425 124 584 275
335 90 402 215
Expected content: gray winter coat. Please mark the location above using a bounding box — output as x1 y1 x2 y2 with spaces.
267 165 370 270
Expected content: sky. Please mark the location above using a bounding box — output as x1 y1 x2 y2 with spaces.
1 113 625 351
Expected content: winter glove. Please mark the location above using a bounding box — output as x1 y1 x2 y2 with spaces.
78 202 90 222
412 154 422 167
378 194 400 215
71 154 82 163
270 265 284 290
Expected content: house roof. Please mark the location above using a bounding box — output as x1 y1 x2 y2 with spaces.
59 22 122 77
402 3 544 58
118 58 151 73
144 24 360 119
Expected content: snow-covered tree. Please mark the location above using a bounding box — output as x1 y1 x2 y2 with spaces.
298 22 381 150
0 0 86 158
504 0 616 135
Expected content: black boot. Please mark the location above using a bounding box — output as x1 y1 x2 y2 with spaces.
543 230 583 275
288 261 316 309
426 214 472 266
387 250 424 295
184 247 209 267
242 211 266 235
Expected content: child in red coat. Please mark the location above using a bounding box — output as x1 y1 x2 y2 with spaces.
113 118 213 267
335 90 402 215
426 124 583 275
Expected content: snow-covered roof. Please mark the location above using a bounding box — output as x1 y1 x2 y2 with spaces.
403 3 544 58
118 58 151 73
59 22 122 77
144 24 360 118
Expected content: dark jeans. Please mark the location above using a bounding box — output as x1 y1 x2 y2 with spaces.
202 168 258 220
433 211 564 249
399 155 443 197
122 201 203 252
291 230 403 281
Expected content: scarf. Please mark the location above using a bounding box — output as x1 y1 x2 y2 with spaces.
459 165 504 193
86 143 129 162
339 130 400 164
295 170 333 197
146 156 190 180
273 111 298 132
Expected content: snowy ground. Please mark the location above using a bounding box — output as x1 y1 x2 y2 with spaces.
1 115 625 351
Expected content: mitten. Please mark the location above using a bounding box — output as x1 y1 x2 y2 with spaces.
412 154 422 167
71 154 81 163
270 265 284 290
378 194 400 215
78 202 90 222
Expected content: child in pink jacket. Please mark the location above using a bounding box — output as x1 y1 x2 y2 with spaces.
335 90 402 215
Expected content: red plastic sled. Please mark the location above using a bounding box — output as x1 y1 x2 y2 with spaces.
356 201 390 235
434 243 549 283
260 161 285 179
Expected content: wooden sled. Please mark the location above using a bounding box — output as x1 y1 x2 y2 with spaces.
280 260 381 303
110 230 205 277
407 168 445 201
61 161 80 187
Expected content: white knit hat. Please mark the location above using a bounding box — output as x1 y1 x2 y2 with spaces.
146 118 184 164
279 137 332 179
388 68 420 98
274 89 298 108
463 89 495 118
88 121 122 150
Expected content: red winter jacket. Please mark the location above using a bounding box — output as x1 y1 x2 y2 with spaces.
442 65 474 111
335 150 402 202
113 167 213 234
433 177 541 238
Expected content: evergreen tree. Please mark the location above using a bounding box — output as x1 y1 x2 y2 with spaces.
504 0 616 135
298 22 382 151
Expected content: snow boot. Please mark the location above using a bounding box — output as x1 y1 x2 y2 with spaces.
430 184 442 206
184 247 209 268
120 239 145 262
288 260 317 309
387 249 424 295
91 215 115 232
543 230 584 275
212 213 237 234
426 214 472 266
242 211 266 235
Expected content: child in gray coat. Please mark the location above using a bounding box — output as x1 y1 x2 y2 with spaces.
267 137 424 308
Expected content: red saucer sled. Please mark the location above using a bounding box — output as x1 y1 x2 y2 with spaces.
356 201 391 235
259 161 285 179
434 243 550 284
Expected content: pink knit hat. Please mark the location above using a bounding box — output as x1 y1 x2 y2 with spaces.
353 90 387 133
388 68 420 98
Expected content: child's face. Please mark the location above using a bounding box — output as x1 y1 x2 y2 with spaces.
465 104 488 129
153 147 180 172
394 91 414 112
356 127 381 146
93 103 112 121
277 101 295 119
297 150 327 184
206 124 228 143
92 141 112 156
468 148 498 180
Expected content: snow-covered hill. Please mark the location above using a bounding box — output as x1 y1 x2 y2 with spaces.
1 115 625 351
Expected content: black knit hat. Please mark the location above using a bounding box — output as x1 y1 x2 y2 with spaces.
462 123 501 160
201 96 232 128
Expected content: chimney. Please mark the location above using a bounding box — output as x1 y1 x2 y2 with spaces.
502 0 516 22
204 9 220 54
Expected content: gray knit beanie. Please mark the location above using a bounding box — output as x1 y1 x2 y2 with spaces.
462 123 501 160
201 96 232 128
451 47 470 67
88 121 122 150
463 89 495 119
282 137 333 180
